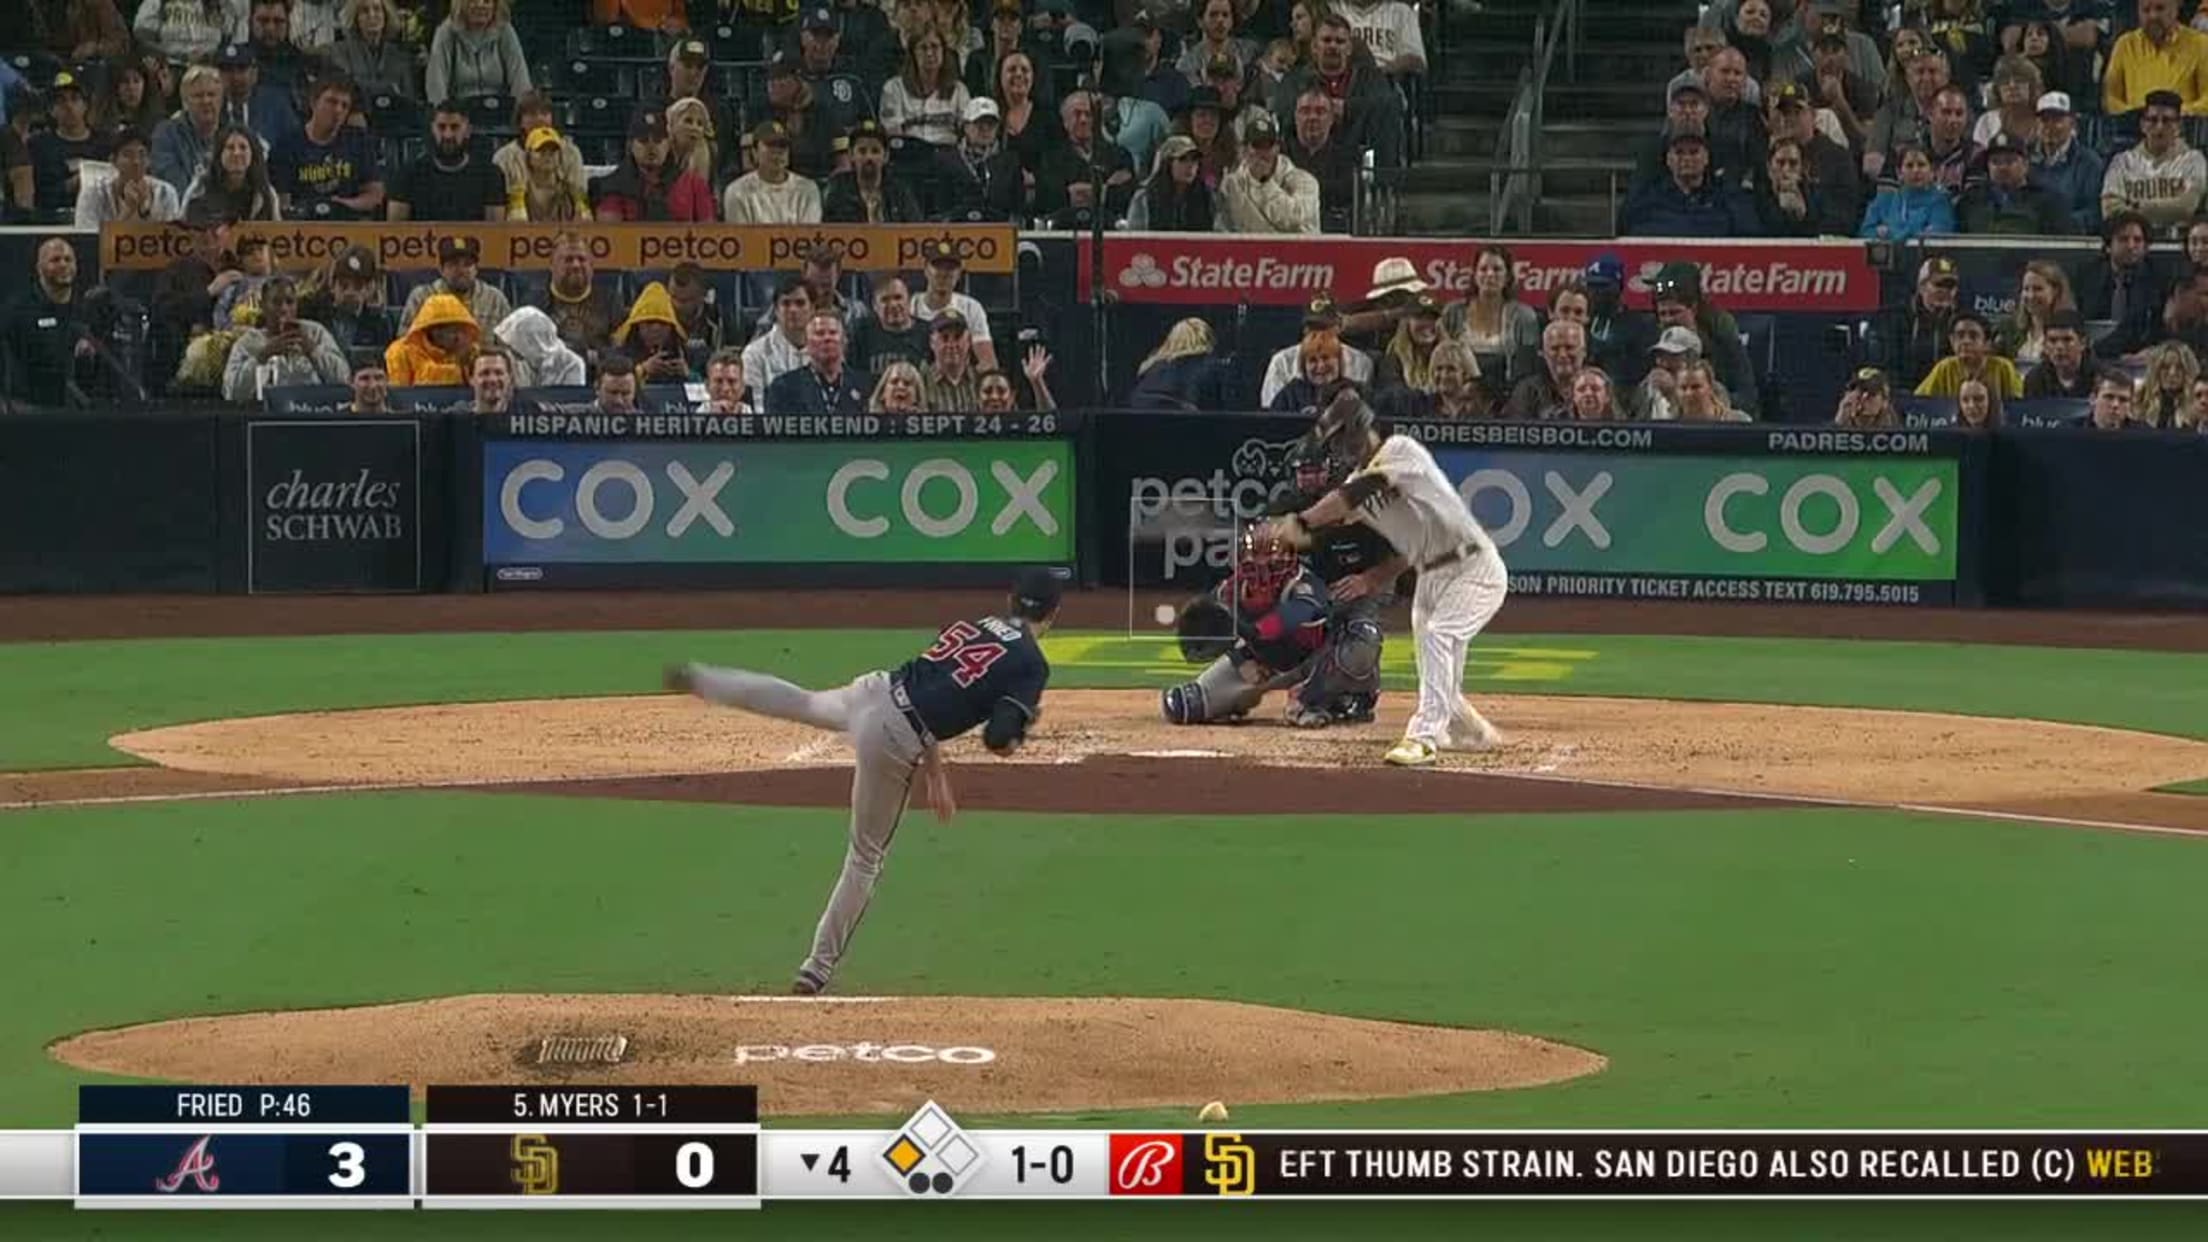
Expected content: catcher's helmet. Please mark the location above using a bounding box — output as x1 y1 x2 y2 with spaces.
1231 524 1299 611
1296 384 1378 476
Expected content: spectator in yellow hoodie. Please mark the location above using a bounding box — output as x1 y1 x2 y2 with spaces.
384 292 481 386
612 281 696 383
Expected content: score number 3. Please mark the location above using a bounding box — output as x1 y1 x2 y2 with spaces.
923 622 1007 688
328 1141 366 1189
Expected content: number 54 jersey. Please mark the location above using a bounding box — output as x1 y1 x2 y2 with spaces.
893 615 1052 742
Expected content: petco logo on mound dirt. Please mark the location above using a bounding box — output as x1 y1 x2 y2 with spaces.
1084 237 1877 313
733 1042 997 1065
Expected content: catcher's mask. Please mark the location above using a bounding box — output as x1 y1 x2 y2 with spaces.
1231 525 1299 611
1288 445 1336 497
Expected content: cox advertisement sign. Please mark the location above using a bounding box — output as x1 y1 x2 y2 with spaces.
1094 414 1966 606
1432 450 1960 605
483 439 1074 585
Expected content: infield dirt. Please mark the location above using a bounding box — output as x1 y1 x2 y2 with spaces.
83 689 2208 829
50 996 1606 1116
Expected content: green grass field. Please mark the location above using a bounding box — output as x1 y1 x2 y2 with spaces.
6 628 2208 1238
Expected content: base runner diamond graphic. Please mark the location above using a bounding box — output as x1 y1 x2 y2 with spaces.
879 1100 983 1197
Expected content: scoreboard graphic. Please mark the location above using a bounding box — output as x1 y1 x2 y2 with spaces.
18 1085 2208 1207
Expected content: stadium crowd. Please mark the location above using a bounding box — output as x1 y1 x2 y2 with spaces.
0 0 2205 428
1147 0 2208 428
0 0 1426 410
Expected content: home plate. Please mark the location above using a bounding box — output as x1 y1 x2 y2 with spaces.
1128 749 1230 758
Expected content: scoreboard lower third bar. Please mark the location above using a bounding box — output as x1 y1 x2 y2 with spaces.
26 1094 2208 1207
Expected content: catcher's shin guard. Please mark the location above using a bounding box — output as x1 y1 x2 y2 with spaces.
1161 654 1266 724
1296 615 1384 711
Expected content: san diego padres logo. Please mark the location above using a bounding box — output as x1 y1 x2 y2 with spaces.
511 1134 559 1195
1204 1133 1256 1197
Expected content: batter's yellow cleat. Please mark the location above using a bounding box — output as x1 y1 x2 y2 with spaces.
1384 738 1438 768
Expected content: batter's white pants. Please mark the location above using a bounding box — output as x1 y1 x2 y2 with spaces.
684 665 927 989
1405 549 1510 748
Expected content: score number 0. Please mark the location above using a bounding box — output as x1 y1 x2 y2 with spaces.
676 1141 716 1189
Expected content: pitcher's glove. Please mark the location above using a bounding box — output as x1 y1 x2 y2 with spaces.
1176 595 1238 663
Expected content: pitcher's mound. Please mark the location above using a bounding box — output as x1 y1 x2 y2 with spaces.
51 995 1604 1116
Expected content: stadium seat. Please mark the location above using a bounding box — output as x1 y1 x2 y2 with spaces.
569 26 667 61
460 94 517 139
361 91 424 139
388 270 439 310
7 51 63 92
555 59 639 99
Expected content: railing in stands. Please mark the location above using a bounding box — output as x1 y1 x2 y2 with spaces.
1491 0 1578 234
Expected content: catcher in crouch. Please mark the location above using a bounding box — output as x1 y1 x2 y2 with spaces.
1268 438 1409 727
1160 526 1336 726
1262 388 1508 767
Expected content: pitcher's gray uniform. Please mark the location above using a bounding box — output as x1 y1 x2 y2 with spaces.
667 568 1064 994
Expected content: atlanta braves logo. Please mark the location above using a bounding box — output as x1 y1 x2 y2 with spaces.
153 1135 221 1193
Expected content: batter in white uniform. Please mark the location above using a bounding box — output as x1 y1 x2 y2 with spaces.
1265 390 1508 767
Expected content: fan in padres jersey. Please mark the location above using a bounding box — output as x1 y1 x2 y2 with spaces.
666 567 1064 994
1263 388 1509 767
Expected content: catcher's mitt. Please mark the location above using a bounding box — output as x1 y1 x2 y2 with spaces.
1175 594 1238 663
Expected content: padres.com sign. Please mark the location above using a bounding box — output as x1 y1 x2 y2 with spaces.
100 223 1016 274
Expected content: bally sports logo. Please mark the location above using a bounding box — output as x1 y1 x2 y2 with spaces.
1109 1133 1184 1195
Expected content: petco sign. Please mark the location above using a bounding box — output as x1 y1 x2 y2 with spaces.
1082 236 1879 313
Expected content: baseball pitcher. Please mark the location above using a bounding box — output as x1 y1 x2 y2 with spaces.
666 567 1064 994
1160 526 1333 726
1264 389 1507 766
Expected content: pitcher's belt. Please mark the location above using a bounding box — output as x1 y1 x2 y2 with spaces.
888 674 937 747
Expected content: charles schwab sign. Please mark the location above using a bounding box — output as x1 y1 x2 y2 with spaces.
247 420 422 592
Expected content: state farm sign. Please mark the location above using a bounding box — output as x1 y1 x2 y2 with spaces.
1080 235 1880 313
